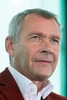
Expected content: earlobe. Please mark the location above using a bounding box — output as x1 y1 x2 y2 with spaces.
5 36 14 56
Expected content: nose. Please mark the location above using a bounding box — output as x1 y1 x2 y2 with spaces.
40 40 53 54
41 50 51 54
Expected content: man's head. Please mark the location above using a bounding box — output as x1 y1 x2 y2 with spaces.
5 8 61 81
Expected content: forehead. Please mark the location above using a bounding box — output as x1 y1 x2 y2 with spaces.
20 14 61 36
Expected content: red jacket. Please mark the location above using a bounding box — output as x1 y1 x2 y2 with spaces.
0 68 66 100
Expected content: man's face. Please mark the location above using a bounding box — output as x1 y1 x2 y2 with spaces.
13 14 61 81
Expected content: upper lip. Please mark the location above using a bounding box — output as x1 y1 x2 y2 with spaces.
33 54 54 63
33 52 54 63
34 59 53 63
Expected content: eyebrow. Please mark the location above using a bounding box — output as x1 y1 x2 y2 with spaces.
27 31 46 38
51 35 61 40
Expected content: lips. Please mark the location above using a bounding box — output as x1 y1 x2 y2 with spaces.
33 52 54 66
33 60 52 67
33 53 54 63
34 57 54 63
35 60 51 63
34 60 52 66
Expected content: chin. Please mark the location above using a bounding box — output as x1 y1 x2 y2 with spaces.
34 74 50 81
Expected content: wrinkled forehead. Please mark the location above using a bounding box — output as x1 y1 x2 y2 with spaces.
19 14 61 40
22 13 60 26
20 14 61 33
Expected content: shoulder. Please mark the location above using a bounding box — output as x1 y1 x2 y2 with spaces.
49 92 67 100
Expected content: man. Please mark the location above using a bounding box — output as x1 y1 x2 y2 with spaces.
0 8 66 100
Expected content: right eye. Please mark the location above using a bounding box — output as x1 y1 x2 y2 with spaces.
30 35 41 41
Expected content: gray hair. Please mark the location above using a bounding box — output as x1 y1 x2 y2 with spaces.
8 8 60 43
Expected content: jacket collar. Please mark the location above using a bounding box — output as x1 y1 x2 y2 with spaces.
0 68 24 100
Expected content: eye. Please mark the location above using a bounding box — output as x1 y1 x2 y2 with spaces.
51 38 59 44
31 35 41 41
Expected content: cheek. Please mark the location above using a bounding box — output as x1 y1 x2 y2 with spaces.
53 45 60 57
20 45 35 67
14 45 29 67
56 48 60 59
26 43 39 57
53 47 60 67
26 46 39 67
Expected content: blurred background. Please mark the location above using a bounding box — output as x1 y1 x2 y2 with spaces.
0 0 66 97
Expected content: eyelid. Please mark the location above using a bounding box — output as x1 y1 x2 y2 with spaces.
51 38 60 44
51 36 60 40
28 32 44 38
29 34 42 39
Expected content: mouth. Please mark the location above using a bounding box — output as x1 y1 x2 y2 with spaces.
34 60 52 66
33 55 54 67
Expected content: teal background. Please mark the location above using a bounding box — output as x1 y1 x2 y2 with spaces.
60 0 66 96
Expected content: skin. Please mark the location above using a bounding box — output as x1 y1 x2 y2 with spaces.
5 14 61 92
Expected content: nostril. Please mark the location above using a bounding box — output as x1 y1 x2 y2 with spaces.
41 50 52 54
42 50 47 53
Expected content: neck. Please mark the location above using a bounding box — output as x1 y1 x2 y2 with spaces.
33 80 49 93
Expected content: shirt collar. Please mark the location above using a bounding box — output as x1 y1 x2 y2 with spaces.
40 81 54 99
8 66 32 95
8 66 54 99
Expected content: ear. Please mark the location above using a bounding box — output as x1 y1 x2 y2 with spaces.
5 36 14 57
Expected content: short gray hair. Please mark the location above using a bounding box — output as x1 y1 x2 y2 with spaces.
8 8 60 43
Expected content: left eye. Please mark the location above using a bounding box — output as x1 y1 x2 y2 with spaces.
51 39 59 44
